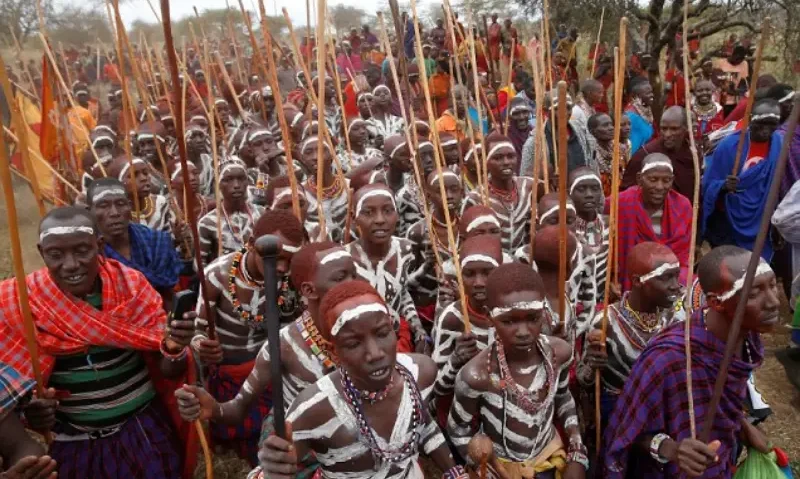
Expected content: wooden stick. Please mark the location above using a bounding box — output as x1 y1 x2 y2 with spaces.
8 27 40 105
556 81 568 328
0 55 46 217
502 37 515 136
701 93 799 442
305 0 312 68
3 126 81 195
224 0 247 85
731 18 770 175
313 0 328 239
0 102 46 402
481 15 495 87
681 0 701 439
254 0 302 222
377 13 441 273
591 7 605 77
527 41 544 264
409 0 471 333
530 36 548 194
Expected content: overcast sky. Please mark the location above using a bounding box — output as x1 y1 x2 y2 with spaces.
117 0 436 29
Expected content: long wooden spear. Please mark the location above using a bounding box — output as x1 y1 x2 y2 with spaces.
160 1 217 476
556 81 568 328
679 0 702 439
590 7 606 77
528 39 545 263
313 0 328 239
731 18 771 175
701 93 799 441
409 0 471 334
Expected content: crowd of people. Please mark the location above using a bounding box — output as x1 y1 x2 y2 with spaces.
1 9 799 479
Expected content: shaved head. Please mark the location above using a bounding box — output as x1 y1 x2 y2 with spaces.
532 224 577 269
628 242 679 278
661 106 687 127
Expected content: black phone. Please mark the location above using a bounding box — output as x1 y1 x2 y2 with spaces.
170 290 198 322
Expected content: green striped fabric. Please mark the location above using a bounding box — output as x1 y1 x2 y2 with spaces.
48 292 155 432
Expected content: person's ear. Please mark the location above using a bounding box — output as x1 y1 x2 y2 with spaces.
301 281 316 300
705 293 724 312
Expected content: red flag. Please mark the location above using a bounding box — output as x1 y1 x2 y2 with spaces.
38 55 60 165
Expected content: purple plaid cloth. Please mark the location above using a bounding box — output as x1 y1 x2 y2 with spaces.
49 400 182 479
779 123 800 199
602 310 762 478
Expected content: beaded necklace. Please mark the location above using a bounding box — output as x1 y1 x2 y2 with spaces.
622 292 662 333
228 248 265 327
693 101 719 121
221 203 254 246
132 195 155 222
488 180 518 205
305 175 344 200
339 364 424 463
297 310 337 369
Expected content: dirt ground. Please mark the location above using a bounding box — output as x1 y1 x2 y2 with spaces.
2 183 798 475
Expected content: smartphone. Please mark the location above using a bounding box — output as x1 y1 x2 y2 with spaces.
170 290 198 323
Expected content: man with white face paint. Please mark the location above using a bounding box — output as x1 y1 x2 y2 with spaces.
462 131 534 254
604 245 776 478
190 209 305 465
255 280 464 479
578 242 684 447
298 134 351 243
197 157 266 266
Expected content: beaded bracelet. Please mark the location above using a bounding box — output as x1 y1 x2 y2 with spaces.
160 338 188 361
567 439 590 471
441 465 469 479
650 433 671 464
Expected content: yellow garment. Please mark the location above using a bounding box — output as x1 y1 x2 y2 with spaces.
13 92 55 195
495 435 568 479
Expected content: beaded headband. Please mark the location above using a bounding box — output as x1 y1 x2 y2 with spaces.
751 113 781 122
489 300 545 318
569 174 601 195
355 189 396 216
118 158 146 182
717 261 773 302
429 171 459 186
539 204 576 224
331 302 389 336
461 254 499 268
319 249 352 265
487 141 515 159
638 261 680 283
640 161 673 174
466 214 500 232
39 226 95 241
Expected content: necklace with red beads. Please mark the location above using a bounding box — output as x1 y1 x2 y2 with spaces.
228 247 265 327
489 339 556 415
297 310 337 369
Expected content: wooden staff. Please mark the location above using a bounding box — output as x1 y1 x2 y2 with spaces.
611 25 628 290
481 15 496 87
0 55 46 217
731 18 770 175
312 0 329 239
377 13 441 272
465 13 490 206
37 34 107 177
0 100 47 404
409 0 471 333
251 0 302 222
2 126 82 196
305 0 312 67
591 7 605 76
502 38 516 136
8 27 40 105
556 81 568 328
530 36 548 194
527 40 545 263
223 0 247 85
160 1 217 476
680 0 701 439
701 93 799 442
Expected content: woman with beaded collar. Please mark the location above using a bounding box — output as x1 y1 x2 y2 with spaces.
256 280 468 479
299 135 350 243
448 263 588 479
190 209 305 465
346 183 430 354
461 131 534 254
176 242 357 478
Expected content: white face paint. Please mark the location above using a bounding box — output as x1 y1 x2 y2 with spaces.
568 174 602 195
117 158 146 182
221 162 246 178
638 262 680 283
271 189 294 207
282 243 301 253
355 189 396 216
486 141 515 160
538 204 576 224
461 254 499 268
428 171 460 186
717 261 774 302
465 215 500 233
489 300 545 318
640 161 674 174
319 249 352 265
39 226 95 242
389 141 408 159
331 302 388 336
91 187 127 203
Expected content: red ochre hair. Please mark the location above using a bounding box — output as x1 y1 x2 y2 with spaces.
486 262 545 309
254 209 305 245
460 234 503 266
460 205 499 237
290 241 341 290
318 280 385 341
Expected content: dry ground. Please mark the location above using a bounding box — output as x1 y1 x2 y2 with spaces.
2 183 798 476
